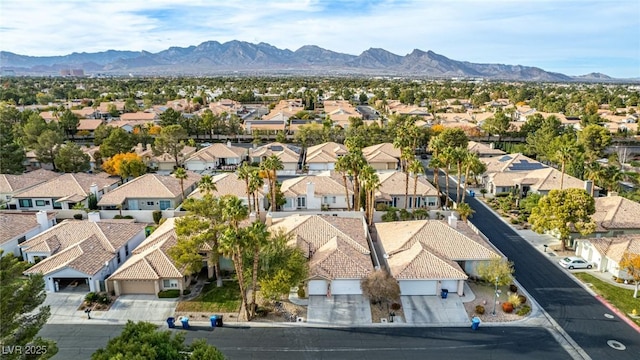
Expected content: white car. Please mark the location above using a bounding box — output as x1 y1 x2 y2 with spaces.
559 256 592 270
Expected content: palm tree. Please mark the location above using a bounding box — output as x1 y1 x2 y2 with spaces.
584 162 605 197
553 144 576 190
451 147 467 204
346 150 366 211
248 168 264 216
428 136 445 197
260 155 283 211
246 221 269 319
335 155 352 211
199 175 217 195
401 147 414 209
440 146 455 206
408 159 425 209
237 162 254 212
456 203 475 222
461 151 481 203
429 156 443 196
603 165 624 192
173 167 188 203
360 165 380 226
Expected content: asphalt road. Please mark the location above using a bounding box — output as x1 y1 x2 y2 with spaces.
40 324 571 360
435 171 640 359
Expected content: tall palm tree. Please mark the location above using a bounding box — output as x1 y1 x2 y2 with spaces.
408 159 425 209
461 151 482 203
584 162 605 197
260 155 283 211
440 146 455 206
173 167 188 203
401 147 415 209
199 175 217 195
429 156 443 196
428 136 445 193
603 165 624 192
248 168 264 216
360 165 380 226
451 147 467 204
237 162 254 212
456 203 475 222
553 144 576 190
246 221 269 319
335 155 352 211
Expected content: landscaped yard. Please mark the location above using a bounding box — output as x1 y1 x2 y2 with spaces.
175 280 241 313
574 273 640 326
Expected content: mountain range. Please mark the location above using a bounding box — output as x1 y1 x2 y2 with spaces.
0 40 617 81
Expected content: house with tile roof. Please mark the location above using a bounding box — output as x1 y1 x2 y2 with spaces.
375 219 501 296
305 142 348 172
269 214 374 295
107 217 192 296
362 143 400 170
0 210 56 257
467 141 506 158
184 142 248 171
481 153 547 195
0 169 60 208
133 143 197 172
21 219 147 293
77 119 104 135
13 172 120 211
97 172 201 211
188 172 267 211
323 100 361 128
573 195 640 239
513 167 595 197
248 142 301 173
119 111 159 122
280 173 352 211
575 234 640 279
375 172 440 210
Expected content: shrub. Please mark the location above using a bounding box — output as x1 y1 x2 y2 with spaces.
375 203 389 211
391 303 402 311
98 294 112 305
516 304 531 316
113 215 123 219
508 294 522 307
123 215 134 219
518 294 527 304
85 292 99 303
510 218 521 224
183 289 191 296
475 305 485 314
509 284 518 293
152 210 162 224
158 289 181 298
73 213 84 220
297 286 306 299
616 277 624 283
502 302 514 313
495 192 511 198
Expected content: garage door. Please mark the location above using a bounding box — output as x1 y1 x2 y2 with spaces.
308 280 328 295
399 280 437 295
119 280 156 295
330 280 362 295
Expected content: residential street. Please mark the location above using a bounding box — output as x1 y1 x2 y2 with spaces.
436 172 640 360
40 324 572 360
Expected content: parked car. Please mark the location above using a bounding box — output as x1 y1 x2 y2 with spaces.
559 256 592 269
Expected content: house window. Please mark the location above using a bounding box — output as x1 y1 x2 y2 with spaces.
392 197 398 208
159 200 171 210
19 199 33 208
53 201 62 209
163 279 179 288
427 198 436 207
323 196 336 204
146 201 155 206
117 252 121 264
125 244 129 256
36 200 46 207
17 236 26 244
297 197 306 209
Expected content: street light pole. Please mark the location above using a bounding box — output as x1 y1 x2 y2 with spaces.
492 275 499 316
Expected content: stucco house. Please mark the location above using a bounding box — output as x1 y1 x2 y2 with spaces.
513 167 596 197
134 143 197 172
21 219 147 293
107 217 192 296
13 172 120 211
467 141 506 158
184 142 247 171
248 142 301 173
375 218 501 296
375 171 440 209
305 142 347 172
575 234 640 279
97 172 201 211
0 169 60 208
269 214 374 296
280 173 352 211
573 195 640 239
362 143 400 170
0 210 56 257
188 172 267 211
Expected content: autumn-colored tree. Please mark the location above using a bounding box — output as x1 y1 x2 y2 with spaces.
102 153 146 178
476 258 514 286
619 252 640 298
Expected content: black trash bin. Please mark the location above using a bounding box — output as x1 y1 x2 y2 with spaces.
167 317 175 328
441 289 449 299
215 314 223 327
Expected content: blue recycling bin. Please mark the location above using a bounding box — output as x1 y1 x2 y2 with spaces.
210 315 217 328
441 289 448 299
166 317 175 328
470 190 475 197
471 317 481 330
180 316 190 329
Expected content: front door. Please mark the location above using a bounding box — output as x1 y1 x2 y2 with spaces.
128 199 139 210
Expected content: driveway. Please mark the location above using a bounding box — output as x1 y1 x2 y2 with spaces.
42 291 86 324
307 295 372 325
401 294 469 325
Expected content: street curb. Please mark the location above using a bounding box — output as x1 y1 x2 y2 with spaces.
593 295 640 334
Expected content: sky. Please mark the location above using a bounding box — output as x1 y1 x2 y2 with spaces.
1 0 639 78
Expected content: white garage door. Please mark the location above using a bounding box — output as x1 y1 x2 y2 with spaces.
399 280 437 295
330 280 362 295
185 162 205 171
119 280 156 295
441 280 458 294
308 279 328 295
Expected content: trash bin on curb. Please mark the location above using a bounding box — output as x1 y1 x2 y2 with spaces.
471 317 481 330
167 317 175 328
180 316 190 329
210 315 217 328
470 190 475 197
215 314 223 327
441 289 448 299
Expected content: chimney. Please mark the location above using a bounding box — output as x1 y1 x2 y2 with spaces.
226 141 232 148
306 181 315 200
448 213 458 229
584 180 593 196
489 143 495 149
88 211 101 222
36 211 50 231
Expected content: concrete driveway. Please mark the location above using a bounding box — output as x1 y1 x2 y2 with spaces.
401 294 469 325
307 295 372 325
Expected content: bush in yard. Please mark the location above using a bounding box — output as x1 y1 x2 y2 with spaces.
158 289 181 298
73 213 84 220
518 294 527 304
502 302 514 313
183 289 191 296
508 294 522 307
516 304 531 316
391 303 402 311
152 210 162 224
297 286 306 299
475 305 485 314
509 284 518 293
85 292 99 303
98 293 112 304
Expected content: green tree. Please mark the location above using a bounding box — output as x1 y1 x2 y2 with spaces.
198 175 217 195
244 221 270 319
584 162 606 196
54 142 90 173
100 128 134 158
0 115 25 174
335 155 352 211
93 124 113 146
154 125 187 168
455 203 475 222
237 163 254 212
481 110 512 144
119 157 147 179
578 124 611 161
360 164 380 226
0 251 58 360
476 258 514 285
260 155 283 211
529 189 596 250
408 159 425 209
159 108 182 127
553 143 578 190
258 229 308 302
91 321 224 360
58 109 79 139
34 129 64 171
173 167 188 203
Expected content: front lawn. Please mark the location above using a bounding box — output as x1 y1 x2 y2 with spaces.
574 273 640 326
175 280 241 313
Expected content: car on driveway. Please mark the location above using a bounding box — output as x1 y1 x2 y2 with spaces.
559 256 592 269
